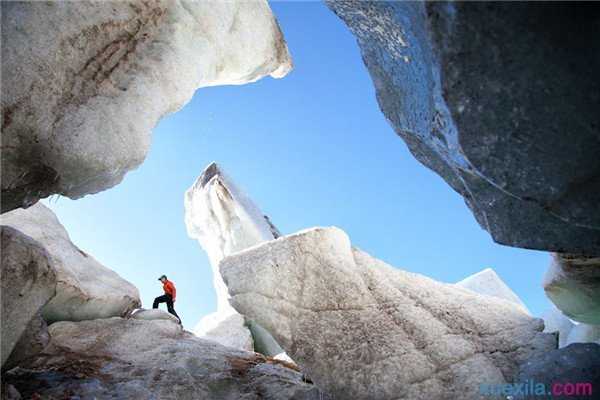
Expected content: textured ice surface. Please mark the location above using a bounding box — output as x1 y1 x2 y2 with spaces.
1 0 292 212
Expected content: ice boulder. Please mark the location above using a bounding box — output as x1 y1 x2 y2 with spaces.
221 227 556 400
3 312 50 370
1 203 140 322
543 253 600 325
1 0 292 213
1 226 56 368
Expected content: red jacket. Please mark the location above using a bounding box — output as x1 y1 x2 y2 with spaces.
163 279 176 301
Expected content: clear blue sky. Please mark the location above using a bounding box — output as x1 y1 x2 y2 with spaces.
44 2 552 330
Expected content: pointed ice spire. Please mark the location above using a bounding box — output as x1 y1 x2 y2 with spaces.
184 162 278 314
184 162 283 354
455 268 531 315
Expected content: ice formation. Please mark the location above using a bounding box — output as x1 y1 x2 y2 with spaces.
455 268 530 315
1 203 140 322
220 226 556 400
184 162 281 353
1 0 292 212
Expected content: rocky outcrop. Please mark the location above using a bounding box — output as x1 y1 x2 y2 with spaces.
456 268 530 315
220 227 556 400
543 253 600 325
185 163 281 354
326 1 600 254
3 317 327 400
1 226 56 369
1 203 140 323
1 0 292 213
516 343 600 399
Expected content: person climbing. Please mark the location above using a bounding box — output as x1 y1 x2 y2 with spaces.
153 275 182 324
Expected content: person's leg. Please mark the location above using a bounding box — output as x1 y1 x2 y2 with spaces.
166 295 181 324
153 294 168 309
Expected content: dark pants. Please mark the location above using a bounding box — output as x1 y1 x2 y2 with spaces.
153 294 181 323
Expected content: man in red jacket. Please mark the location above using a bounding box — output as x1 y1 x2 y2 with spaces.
153 275 181 324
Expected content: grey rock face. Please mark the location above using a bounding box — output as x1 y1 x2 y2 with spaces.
1 0 292 213
3 317 327 400
220 227 556 400
326 1 600 254
2 203 140 323
543 253 600 324
516 343 600 399
1 226 56 368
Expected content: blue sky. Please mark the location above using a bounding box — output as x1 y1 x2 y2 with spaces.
44 1 552 330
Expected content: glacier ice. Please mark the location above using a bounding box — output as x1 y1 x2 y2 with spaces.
455 267 530 315
1 0 292 212
1 203 140 322
220 226 556 400
185 162 282 354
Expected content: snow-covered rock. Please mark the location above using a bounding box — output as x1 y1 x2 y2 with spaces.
541 307 575 348
456 268 530 315
3 317 328 400
325 1 600 254
220 227 556 400
543 253 600 325
566 323 600 346
129 308 181 324
1 0 292 213
185 162 281 354
1 203 140 323
1 226 56 368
